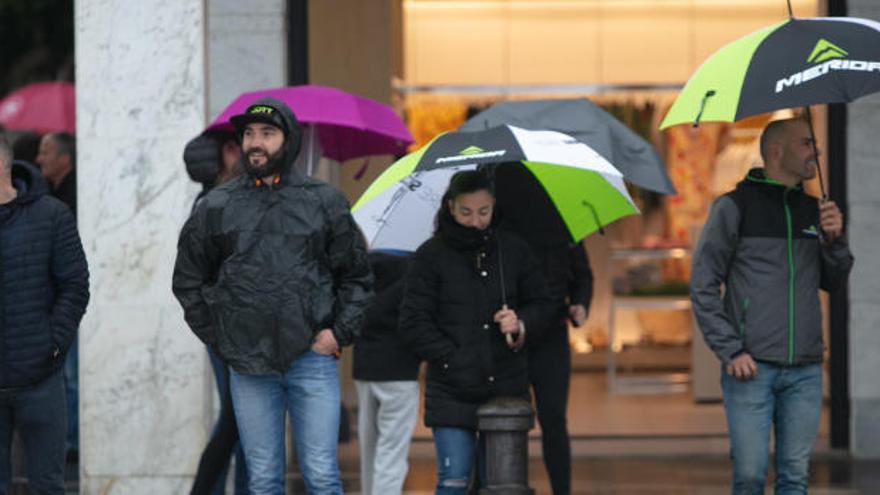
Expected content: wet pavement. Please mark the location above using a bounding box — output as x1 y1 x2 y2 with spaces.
392 453 880 494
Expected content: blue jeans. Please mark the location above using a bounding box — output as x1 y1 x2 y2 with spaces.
0 370 67 495
432 427 485 495
230 351 342 495
721 361 822 495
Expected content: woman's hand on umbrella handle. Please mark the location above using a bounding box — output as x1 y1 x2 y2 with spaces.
495 305 525 350
494 305 519 333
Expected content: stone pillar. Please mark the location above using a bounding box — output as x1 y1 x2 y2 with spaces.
74 1 208 493
206 0 288 119
477 397 535 494
847 1 880 460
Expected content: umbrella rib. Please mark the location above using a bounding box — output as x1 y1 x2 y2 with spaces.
369 174 420 246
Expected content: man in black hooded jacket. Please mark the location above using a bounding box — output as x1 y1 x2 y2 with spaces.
172 99 372 494
0 137 90 494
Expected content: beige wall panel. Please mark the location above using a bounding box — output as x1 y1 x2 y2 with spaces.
691 2 819 70
403 0 822 86
309 0 394 104
600 10 690 84
507 4 602 84
405 2 507 85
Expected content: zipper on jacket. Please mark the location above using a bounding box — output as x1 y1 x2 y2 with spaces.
739 297 750 336
783 190 796 365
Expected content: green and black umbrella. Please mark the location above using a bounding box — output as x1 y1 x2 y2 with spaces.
661 14 880 196
661 16 880 129
352 124 639 251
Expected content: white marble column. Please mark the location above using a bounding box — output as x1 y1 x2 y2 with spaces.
847 1 880 460
75 1 208 493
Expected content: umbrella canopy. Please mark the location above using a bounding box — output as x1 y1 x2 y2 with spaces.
462 98 676 195
661 16 880 129
0 81 75 133
352 124 639 251
207 85 414 162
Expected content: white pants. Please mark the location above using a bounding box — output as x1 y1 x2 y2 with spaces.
355 380 419 495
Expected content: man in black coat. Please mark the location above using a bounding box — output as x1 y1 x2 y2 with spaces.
172 99 372 494
35 131 80 464
0 137 90 494
495 164 593 495
353 251 421 495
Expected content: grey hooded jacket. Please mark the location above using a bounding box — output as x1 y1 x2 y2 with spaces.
172 97 373 374
691 168 853 366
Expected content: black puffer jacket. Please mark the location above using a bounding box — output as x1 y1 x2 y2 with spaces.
0 161 89 388
172 98 373 375
399 211 552 429
353 252 420 381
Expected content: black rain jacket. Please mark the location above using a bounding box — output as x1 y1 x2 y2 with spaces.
172 98 373 375
399 211 552 429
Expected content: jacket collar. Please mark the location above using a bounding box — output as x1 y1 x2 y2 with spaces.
744 167 803 192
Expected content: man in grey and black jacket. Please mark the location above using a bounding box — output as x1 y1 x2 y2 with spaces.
172 98 372 494
691 117 853 494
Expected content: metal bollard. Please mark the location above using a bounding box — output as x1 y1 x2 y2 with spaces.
477 397 535 495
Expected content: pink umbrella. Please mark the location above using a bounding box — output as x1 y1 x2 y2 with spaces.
208 85 413 167
0 81 75 133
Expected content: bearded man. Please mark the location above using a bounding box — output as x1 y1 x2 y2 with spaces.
172 98 372 494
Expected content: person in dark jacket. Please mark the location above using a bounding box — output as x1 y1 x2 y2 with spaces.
691 118 853 494
0 137 90 494
172 99 372 495
35 131 80 464
399 170 551 494
494 163 592 495
353 251 421 495
181 131 249 495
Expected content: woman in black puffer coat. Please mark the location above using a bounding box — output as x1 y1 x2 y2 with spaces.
399 170 551 494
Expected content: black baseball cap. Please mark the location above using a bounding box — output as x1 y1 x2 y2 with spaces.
230 103 289 135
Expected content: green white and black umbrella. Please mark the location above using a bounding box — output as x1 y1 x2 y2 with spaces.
352 124 639 252
660 15 880 129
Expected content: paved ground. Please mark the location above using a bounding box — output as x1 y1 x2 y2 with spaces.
10 447 880 494
399 453 880 494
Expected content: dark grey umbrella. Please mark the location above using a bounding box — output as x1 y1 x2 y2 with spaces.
461 98 676 195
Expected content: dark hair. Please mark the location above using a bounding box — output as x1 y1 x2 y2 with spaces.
443 170 493 203
47 132 77 167
434 169 494 230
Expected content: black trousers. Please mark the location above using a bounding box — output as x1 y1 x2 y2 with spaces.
528 326 572 495
190 348 248 495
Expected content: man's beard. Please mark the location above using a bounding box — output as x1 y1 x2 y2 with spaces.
243 146 286 179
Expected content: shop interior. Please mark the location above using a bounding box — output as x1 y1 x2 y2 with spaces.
316 0 832 456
